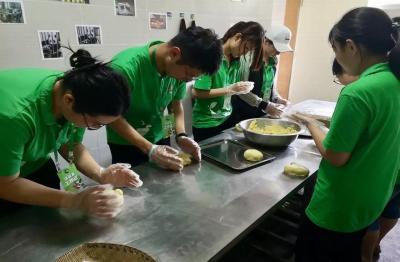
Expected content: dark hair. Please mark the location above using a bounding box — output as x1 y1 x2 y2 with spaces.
332 58 343 76
169 26 222 75
222 21 265 70
329 7 400 79
60 49 130 116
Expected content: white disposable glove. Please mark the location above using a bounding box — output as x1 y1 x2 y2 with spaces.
176 136 201 161
100 163 143 188
148 145 183 171
227 81 254 95
265 102 286 119
275 96 290 106
69 184 124 219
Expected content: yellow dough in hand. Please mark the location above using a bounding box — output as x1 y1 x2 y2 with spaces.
178 152 192 166
104 188 124 204
114 189 123 196
243 149 263 162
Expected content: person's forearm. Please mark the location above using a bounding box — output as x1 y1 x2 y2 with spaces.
307 121 327 158
172 101 185 134
0 178 74 208
192 87 231 99
71 143 104 183
109 117 153 154
238 93 263 108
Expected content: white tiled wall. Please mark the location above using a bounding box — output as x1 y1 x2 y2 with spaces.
0 0 279 166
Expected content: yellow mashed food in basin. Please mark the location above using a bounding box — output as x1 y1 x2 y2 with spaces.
248 120 297 135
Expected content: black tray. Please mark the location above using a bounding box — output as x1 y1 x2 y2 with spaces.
201 139 275 171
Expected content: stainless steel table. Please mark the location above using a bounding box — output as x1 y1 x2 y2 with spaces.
0 133 321 262
0 98 336 261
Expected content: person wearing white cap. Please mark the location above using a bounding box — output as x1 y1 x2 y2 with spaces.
231 24 293 121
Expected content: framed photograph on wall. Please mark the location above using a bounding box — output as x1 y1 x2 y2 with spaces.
149 12 167 30
0 0 25 24
55 0 90 4
114 0 135 16
38 30 63 60
75 25 102 45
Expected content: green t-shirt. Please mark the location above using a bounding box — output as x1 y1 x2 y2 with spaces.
306 63 400 232
261 57 277 101
192 57 241 128
0 69 85 177
108 41 186 145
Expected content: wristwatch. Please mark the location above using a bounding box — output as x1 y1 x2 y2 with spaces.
175 132 188 143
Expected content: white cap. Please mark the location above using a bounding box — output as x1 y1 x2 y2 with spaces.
265 25 293 53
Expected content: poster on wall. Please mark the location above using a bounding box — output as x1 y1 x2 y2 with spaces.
0 0 25 24
149 13 167 30
114 0 135 16
55 0 90 4
38 31 63 60
75 25 102 45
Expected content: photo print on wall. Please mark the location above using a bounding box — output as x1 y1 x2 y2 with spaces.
0 0 25 24
149 13 167 30
115 0 135 16
76 25 102 45
38 30 63 60
55 0 89 4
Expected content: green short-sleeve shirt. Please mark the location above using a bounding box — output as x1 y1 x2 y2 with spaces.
107 41 186 145
261 57 277 101
192 57 241 128
306 63 400 232
0 69 85 177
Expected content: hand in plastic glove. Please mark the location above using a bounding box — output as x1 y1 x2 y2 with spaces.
100 163 143 188
275 96 290 106
68 185 123 219
149 145 183 171
265 102 286 119
228 81 254 95
176 136 201 161
290 113 319 126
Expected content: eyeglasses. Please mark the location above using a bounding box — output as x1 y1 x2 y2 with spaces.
82 113 104 130
333 77 342 85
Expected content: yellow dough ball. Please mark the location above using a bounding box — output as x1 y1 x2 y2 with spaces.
104 188 124 205
178 152 192 166
283 162 310 177
235 123 243 132
243 149 263 162
114 189 123 196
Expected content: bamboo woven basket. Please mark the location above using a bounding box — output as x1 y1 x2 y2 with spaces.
55 243 157 262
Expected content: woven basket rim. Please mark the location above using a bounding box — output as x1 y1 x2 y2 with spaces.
55 242 157 262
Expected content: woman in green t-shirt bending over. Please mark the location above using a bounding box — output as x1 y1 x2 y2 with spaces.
0 49 142 218
293 7 400 261
192 21 265 141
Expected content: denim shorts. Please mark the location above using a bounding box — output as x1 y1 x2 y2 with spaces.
369 185 400 231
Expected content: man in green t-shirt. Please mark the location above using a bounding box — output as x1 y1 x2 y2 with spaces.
107 26 222 171
0 49 142 217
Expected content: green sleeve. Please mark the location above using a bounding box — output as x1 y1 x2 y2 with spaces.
72 127 85 144
194 74 212 90
323 94 369 152
173 81 187 101
0 118 30 176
